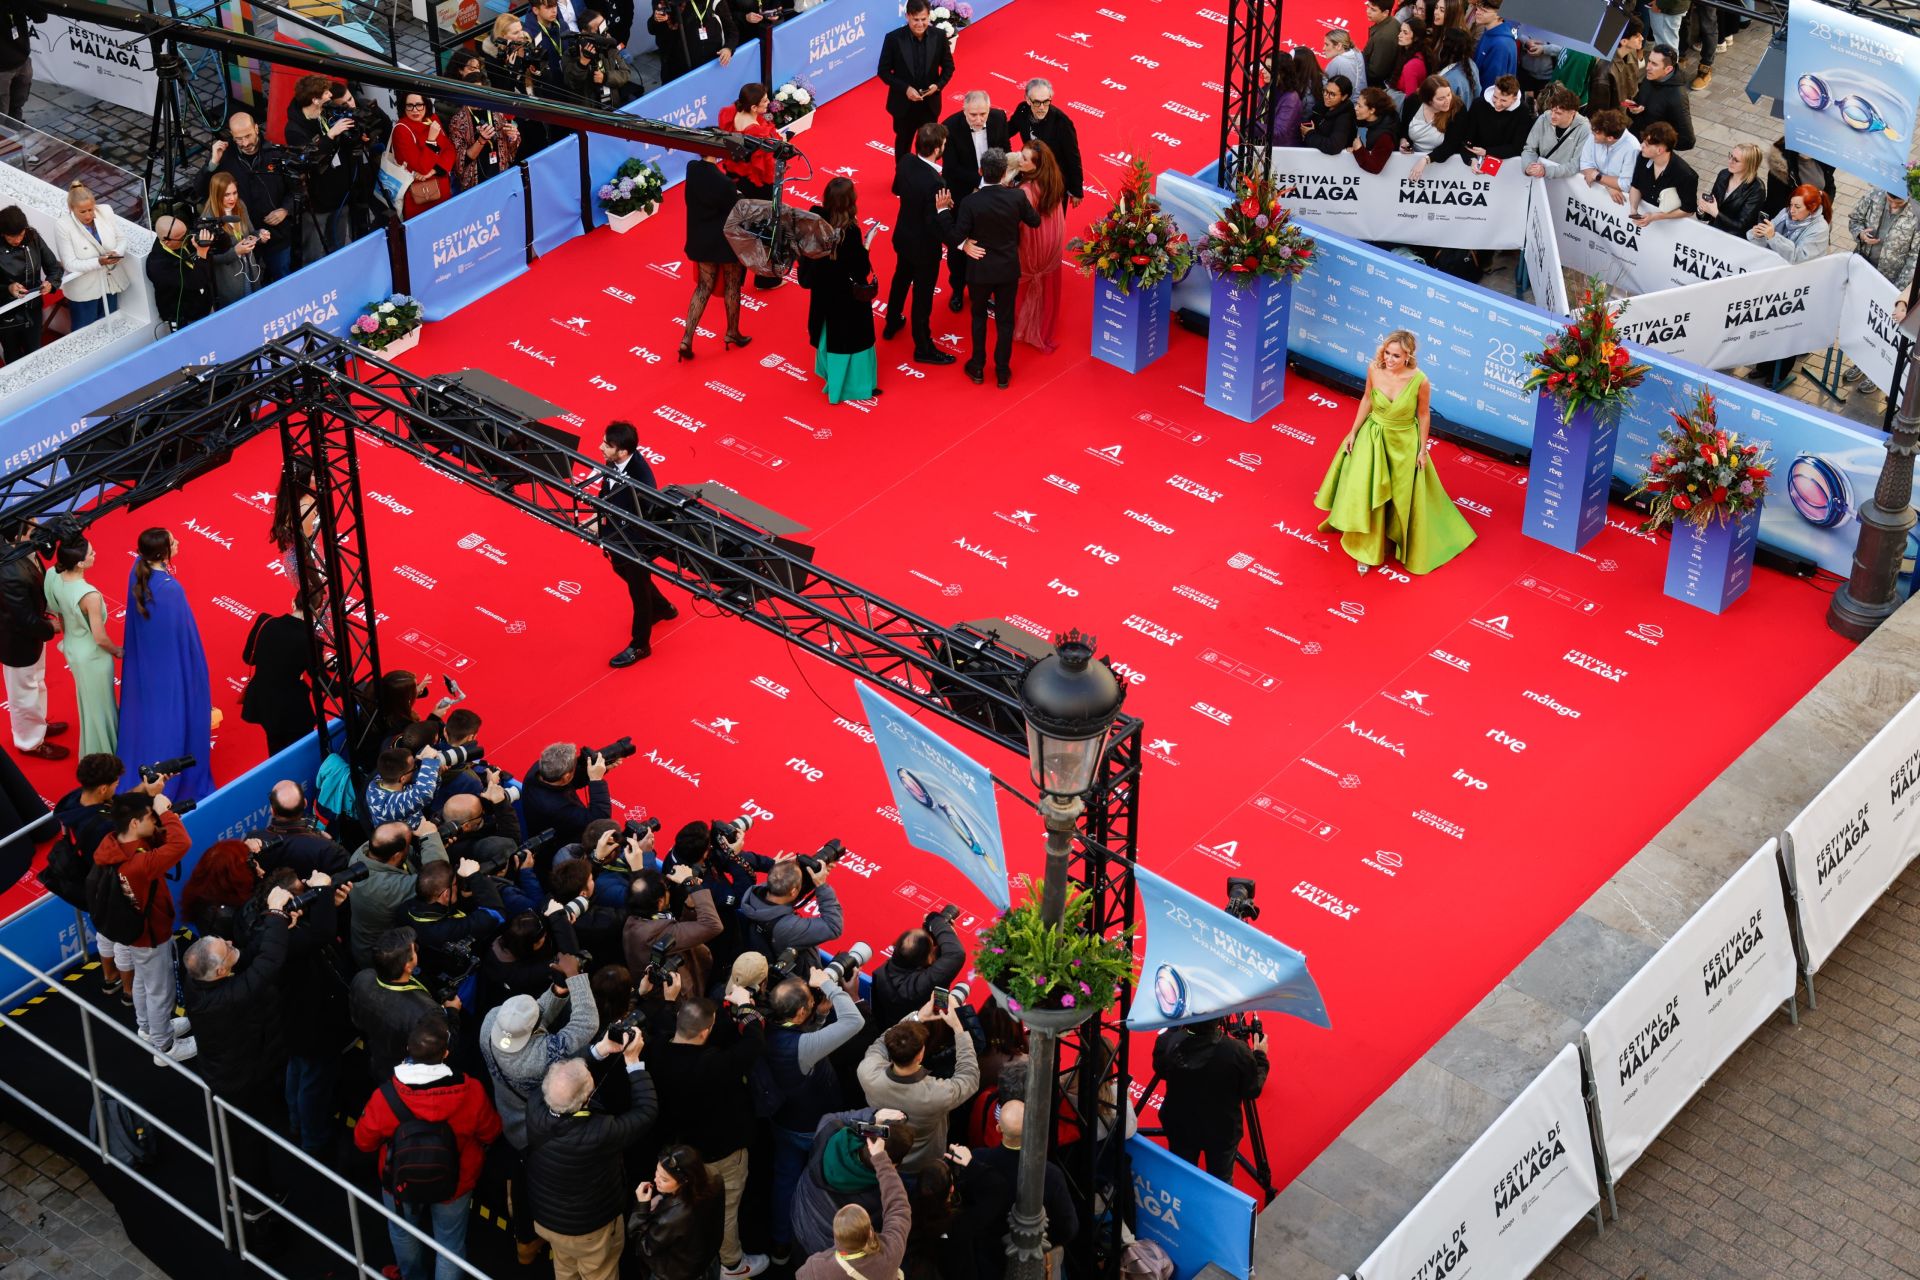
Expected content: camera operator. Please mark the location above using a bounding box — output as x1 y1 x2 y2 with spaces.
790 1108 913 1260
348 819 449 966
1150 1017 1270 1179
404 857 506 1007
622 858 722 996
480 949 593 1264
524 742 615 852
439 783 523 874
93 790 196 1062
481 15 534 90
482 902 584 1003
350 925 464 1081
564 27 635 109
251 779 351 878
649 0 736 85
650 994 766 1280
284 76 356 255
367 741 444 828
856 1000 977 1172
765 968 866 1262
740 856 843 965
206 113 293 283
526 1041 657 1278
526 0 575 91
869 907 965 1030
144 215 216 331
664 820 770 977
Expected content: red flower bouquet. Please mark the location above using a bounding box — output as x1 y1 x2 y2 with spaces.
1629 388 1774 531
1522 279 1649 423
1068 157 1194 295
1196 175 1316 289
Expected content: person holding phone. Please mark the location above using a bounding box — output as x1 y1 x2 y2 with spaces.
1627 120 1697 228
200 173 266 307
1399 75 1466 178
855 997 977 1173
55 182 130 330
1458 73 1532 169
206 114 293 282
0 204 59 362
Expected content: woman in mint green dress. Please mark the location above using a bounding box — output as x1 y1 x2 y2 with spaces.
1314 329 1477 575
43 535 121 756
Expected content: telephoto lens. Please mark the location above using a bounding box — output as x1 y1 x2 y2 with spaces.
948 981 970 1005
624 816 662 840
440 743 484 769
821 942 873 985
141 755 196 782
594 736 638 764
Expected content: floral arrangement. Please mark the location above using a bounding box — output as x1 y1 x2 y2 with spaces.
971 876 1137 1016
1522 279 1649 422
1068 157 1193 295
770 78 815 129
597 158 665 217
930 3 972 39
351 294 422 351
1629 388 1774 531
1198 174 1317 288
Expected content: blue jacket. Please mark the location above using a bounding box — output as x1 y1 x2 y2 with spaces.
1473 21 1519 91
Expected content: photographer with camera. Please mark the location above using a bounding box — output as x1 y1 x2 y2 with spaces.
251 779 351 879
790 1108 913 1262
664 820 769 976
90 790 195 1063
564 817 652 909
367 742 445 828
526 0 575 90
765 967 865 1262
525 741 618 851
438 784 525 878
648 0 736 84
404 857 506 1010
1150 1016 1270 1180
245 865 356 1155
740 855 844 963
481 902 584 1004
525 1035 657 1280
623 858 722 993
349 819 449 966
144 215 216 331
284 76 356 254
869 907 965 1030
856 998 977 1172
564 27 636 108
206 113 293 283
443 51 521 194
350 925 464 1081
649 994 766 1280
432 708 503 807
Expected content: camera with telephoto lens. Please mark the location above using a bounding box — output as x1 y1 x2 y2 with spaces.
645 935 686 986
710 814 754 853
1223 1011 1265 1042
438 742 485 770
288 862 371 912
771 947 801 982
606 1005 645 1042
1225 877 1260 923
571 30 616 58
820 942 872 985
141 756 196 784
587 737 637 767
948 981 970 1006
624 816 662 841
797 839 846 875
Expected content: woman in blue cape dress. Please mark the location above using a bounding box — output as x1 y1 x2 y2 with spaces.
118 527 216 801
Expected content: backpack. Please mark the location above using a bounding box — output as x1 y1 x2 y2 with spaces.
84 860 155 946
89 1097 159 1167
378 1081 463 1205
746 1053 789 1120
1119 1240 1173 1280
37 827 93 908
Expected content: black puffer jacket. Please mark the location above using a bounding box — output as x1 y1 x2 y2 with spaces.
629 1189 723 1280
526 1068 659 1235
1150 1025 1268 1149
868 913 964 1030
184 915 291 1096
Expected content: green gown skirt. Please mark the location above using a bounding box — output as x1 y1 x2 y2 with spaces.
1313 373 1477 574
815 346 878 405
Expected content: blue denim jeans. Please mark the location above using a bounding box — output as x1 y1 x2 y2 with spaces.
66 294 117 329
285 1053 338 1155
1647 9 1682 50
770 1125 813 1248
382 1191 471 1280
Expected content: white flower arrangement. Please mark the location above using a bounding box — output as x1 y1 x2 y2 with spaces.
770 77 817 128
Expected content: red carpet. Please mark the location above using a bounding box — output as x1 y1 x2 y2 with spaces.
6 0 1857 1190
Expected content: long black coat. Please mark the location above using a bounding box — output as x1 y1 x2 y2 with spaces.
683 160 741 265
183 915 291 1097
240 611 315 743
798 206 877 356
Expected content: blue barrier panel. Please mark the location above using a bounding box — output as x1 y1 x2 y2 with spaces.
769 0 896 106
0 729 330 1006
407 176 529 320
585 53 745 227
1127 1136 1256 1280
527 136 585 258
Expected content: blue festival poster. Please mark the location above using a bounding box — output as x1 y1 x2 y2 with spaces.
854 681 1011 911
1785 0 1920 196
1128 867 1332 1031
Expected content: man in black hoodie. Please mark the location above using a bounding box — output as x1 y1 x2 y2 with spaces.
1462 75 1535 166
1151 1019 1269 1180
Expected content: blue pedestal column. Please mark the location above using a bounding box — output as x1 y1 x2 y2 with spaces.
1664 504 1762 613
1521 397 1616 553
1090 276 1172 373
1204 272 1292 422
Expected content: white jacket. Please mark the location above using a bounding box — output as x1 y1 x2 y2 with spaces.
54 205 130 302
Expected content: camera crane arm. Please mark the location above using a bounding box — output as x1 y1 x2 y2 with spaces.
34 0 742 159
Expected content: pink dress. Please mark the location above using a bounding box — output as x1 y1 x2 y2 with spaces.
1015 185 1068 354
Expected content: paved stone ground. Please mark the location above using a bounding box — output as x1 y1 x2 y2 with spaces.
1537 857 1920 1280
0 1122 165 1280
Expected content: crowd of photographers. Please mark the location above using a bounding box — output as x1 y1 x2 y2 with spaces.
39 686 1275 1280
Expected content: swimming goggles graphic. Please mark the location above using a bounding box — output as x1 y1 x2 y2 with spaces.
1796 75 1906 141
895 767 987 855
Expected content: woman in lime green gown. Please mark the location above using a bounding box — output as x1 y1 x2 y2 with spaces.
43 535 121 756
1314 329 1478 575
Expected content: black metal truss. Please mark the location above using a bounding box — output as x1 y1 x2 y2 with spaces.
1216 0 1284 191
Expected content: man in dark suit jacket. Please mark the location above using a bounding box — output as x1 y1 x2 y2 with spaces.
885 122 959 365
951 148 1040 389
877 0 954 166
595 421 676 668
0 521 64 760
940 92 1011 312
1009 78 1084 203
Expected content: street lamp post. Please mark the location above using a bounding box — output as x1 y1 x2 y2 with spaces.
1006 631 1127 1280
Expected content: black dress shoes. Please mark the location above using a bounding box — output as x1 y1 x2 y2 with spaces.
947 292 966 313
609 646 651 668
997 371 1011 389
965 365 985 385
882 321 905 340
915 350 957 366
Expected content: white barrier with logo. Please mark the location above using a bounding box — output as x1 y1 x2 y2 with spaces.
1783 691 1920 973
1611 254 1849 370
1836 253 1903 395
1524 177 1571 314
1547 177 1782 295
1353 1045 1599 1280
1583 841 1797 1180
1261 148 1530 249
29 14 158 114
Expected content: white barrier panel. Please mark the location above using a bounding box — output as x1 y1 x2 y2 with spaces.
1584 841 1796 1179
29 15 157 114
1612 254 1849 370
1524 177 1570 314
1547 177 1781 295
1784 691 1920 973
1836 254 1903 395
1261 148 1529 249
1355 1045 1598 1280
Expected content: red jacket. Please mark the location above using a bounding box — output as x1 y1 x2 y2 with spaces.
92 811 192 948
717 110 779 190
354 1067 502 1200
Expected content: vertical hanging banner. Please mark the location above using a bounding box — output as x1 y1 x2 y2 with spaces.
1127 867 1331 1031
405 178 527 320
1784 0 1920 199
853 681 1011 911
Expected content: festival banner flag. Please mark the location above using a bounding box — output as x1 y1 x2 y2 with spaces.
1785 0 1920 197
854 681 1011 910
1128 867 1331 1030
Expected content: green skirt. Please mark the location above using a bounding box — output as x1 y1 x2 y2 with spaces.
1314 414 1477 574
816 345 878 405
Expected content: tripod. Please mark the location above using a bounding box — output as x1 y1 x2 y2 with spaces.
1135 1066 1279 1205
144 37 199 214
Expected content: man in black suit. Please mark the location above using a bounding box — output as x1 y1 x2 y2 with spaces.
884 122 958 366
940 91 1011 313
0 520 65 760
1009 78 1084 203
876 0 954 167
951 148 1040 389
595 421 676 668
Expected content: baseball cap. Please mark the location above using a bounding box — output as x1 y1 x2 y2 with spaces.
494 994 541 1053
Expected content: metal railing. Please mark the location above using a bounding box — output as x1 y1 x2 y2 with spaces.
0 941 490 1280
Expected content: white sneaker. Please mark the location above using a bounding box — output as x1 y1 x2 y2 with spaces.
721 1256 769 1279
169 1016 192 1039
155 1036 198 1065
